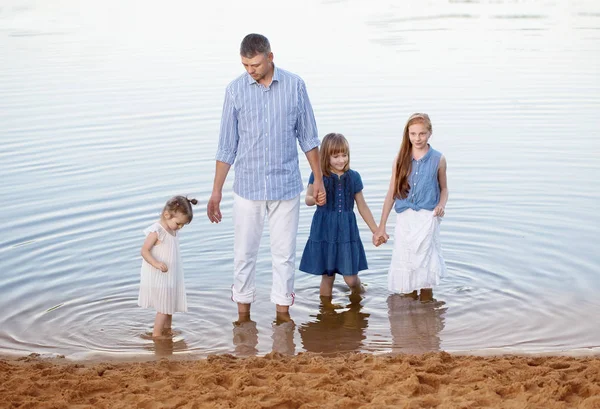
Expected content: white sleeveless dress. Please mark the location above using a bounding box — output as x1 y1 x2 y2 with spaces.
138 222 187 314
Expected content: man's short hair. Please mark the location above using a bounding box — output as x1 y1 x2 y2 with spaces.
240 34 271 58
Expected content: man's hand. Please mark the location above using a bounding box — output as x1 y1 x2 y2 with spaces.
207 192 223 223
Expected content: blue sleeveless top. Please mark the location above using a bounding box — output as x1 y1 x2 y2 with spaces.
394 146 442 213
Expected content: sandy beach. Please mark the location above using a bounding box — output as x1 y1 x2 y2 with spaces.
3 352 600 409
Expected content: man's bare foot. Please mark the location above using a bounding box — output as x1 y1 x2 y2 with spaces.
238 302 251 314
275 311 292 325
234 312 252 326
275 304 290 314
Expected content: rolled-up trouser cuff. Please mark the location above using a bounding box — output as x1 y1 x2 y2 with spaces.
231 284 256 304
270 291 295 306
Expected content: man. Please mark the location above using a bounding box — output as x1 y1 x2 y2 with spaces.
207 33 325 318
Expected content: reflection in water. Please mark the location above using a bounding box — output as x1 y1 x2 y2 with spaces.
299 294 370 354
142 332 189 357
387 294 447 354
272 312 296 355
232 314 259 357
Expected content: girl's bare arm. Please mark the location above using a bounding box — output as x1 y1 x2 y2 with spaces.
434 156 448 216
378 159 398 230
355 191 378 234
141 232 168 272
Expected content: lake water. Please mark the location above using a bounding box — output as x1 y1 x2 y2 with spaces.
1 0 599 360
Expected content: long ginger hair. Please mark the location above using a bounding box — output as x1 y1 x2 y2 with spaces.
393 113 432 199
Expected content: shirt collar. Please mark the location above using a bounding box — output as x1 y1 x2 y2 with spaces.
246 64 280 85
413 144 433 162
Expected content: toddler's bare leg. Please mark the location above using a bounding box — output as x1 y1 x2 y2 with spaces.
162 314 173 335
153 313 169 338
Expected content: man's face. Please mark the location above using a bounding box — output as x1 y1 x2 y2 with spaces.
241 52 273 83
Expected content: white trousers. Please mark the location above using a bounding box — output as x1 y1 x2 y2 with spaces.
232 193 300 306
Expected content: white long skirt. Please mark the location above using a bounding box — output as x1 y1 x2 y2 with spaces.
388 209 447 294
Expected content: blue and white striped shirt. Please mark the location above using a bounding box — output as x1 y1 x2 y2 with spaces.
216 66 320 201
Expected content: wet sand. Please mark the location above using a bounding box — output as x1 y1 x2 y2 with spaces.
3 352 600 409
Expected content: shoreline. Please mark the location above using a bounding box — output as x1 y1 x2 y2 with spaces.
3 351 600 409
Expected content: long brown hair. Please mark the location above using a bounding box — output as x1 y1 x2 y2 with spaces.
320 133 350 177
394 113 432 199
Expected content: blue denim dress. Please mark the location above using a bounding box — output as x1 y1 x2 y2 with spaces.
299 169 368 276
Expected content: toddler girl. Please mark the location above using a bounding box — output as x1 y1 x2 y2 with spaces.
138 195 197 337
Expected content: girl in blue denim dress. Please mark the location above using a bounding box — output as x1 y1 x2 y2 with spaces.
299 133 379 299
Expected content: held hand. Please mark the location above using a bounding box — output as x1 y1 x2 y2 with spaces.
433 205 445 217
372 228 389 247
156 262 168 272
312 179 326 206
207 192 223 223
316 191 326 206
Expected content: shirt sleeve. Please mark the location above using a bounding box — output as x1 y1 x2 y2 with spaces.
215 87 239 164
353 170 364 193
295 80 320 153
308 172 315 185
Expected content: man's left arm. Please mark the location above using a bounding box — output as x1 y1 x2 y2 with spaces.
304 148 325 205
296 80 326 205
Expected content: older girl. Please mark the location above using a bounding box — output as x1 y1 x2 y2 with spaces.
374 113 448 302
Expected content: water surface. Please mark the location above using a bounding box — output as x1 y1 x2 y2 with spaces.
1 0 599 359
